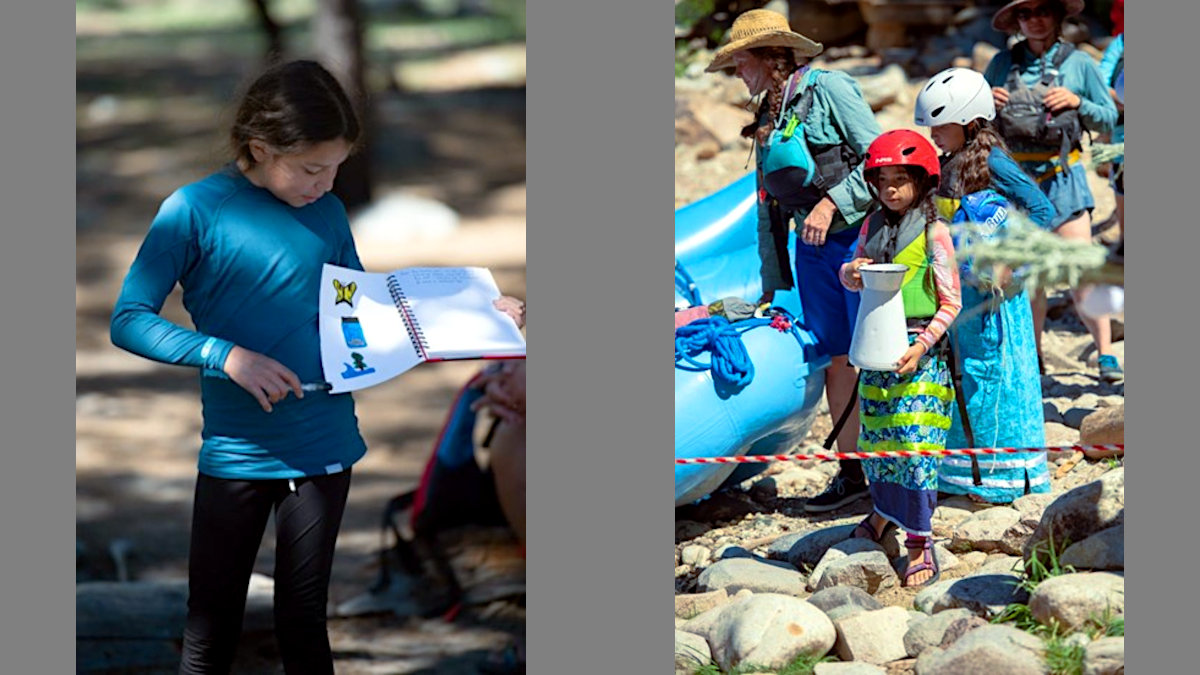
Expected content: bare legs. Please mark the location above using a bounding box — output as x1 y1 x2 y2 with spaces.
1032 212 1112 369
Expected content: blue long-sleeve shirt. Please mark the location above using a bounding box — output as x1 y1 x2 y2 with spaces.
987 146 1056 228
985 41 1118 176
111 164 368 479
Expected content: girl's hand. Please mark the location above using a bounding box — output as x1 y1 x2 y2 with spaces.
494 296 526 328
802 197 837 246
1043 86 1081 113
992 86 1010 110
843 257 875 291
895 341 927 375
223 345 302 413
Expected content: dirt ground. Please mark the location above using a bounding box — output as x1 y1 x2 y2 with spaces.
76 13 526 672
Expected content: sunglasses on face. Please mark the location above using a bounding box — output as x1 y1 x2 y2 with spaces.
1016 5 1055 20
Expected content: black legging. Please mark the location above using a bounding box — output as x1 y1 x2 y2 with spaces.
179 470 352 674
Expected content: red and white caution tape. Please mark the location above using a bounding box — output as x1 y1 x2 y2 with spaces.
674 444 1125 465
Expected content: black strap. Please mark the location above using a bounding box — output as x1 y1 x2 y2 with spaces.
767 199 796 289
944 335 981 486
823 370 861 450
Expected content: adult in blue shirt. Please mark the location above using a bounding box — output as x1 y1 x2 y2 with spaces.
985 0 1121 382
706 9 882 512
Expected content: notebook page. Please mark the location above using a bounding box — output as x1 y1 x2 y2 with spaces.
391 266 526 361
319 264 422 393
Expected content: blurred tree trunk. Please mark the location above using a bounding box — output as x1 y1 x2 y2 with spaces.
249 0 285 61
314 0 373 211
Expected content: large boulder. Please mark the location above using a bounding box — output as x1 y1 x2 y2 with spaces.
692 593 837 672
1024 469 1124 565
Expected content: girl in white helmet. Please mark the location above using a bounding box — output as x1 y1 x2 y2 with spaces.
915 66 1054 229
914 66 1052 505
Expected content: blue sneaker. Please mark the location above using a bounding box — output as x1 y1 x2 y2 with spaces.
1098 354 1123 383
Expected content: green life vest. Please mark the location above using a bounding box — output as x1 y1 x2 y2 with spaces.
861 209 939 319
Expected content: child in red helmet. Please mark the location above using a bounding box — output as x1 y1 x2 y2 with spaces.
839 130 963 587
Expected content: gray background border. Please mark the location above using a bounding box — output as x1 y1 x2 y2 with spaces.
524 0 670 672
0 3 77 672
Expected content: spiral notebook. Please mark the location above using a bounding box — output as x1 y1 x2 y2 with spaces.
319 263 525 393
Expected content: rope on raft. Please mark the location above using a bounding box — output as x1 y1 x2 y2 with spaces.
674 310 809 391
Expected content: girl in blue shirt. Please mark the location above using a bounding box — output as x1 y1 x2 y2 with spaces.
111 60 366 674
913 66 1053 504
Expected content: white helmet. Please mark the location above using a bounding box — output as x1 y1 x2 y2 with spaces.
914 67 996 127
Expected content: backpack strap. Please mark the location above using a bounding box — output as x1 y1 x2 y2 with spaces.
778 68 819 131
1042 39 1075 87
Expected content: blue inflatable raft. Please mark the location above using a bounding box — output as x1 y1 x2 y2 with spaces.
675 174 830 507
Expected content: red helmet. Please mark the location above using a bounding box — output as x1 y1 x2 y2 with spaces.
863 129 941 185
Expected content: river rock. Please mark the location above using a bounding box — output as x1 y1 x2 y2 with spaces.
813 663 887 674
1082 636 1124 675
966 554 1023 578
931 503 975 538
920 575 1030 619
1028 572 1124 631
915 625 1046 674
1025 469 1124 565
833 606 911 665
813 551 898 595
769 525 858 568
696 558 807 596
951 507 1024 554
676 589 730 619
1044 422 1081 447
1080 405 1125 448
699 594 837 672
1060 524 1124 571
903 608 976 657
806 586 884 623
807 538 886 591
681 545 710 567
825 605 907 662
676 629 712 674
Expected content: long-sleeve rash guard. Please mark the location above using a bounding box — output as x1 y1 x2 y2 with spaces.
111 164 368 479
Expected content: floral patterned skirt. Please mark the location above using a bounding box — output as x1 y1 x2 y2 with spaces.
858 339 952 536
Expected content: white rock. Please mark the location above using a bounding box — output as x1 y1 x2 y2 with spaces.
807 538 885 591
696 558 807 596
951 507 1023 554
915 625 1046 674
701 594 837 672
1082 636 1124 675
1025 469 1124 564
833 606 911 664
1029 572 1124 632
681 545 710 567
813 551 899 595
675 629 712 674
814 663 887 674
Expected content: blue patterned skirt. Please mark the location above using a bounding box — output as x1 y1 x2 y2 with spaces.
942 287 1049 503
859 337 952 536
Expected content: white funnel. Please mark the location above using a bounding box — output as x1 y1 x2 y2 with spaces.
849 263 911 372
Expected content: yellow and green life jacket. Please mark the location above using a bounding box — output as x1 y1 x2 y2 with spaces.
861 209 939 319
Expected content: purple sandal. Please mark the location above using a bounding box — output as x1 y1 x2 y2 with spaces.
852 514 897 544
901 536 941 588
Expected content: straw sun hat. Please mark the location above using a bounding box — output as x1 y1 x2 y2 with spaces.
705 9 823 74
991 0 1085 33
